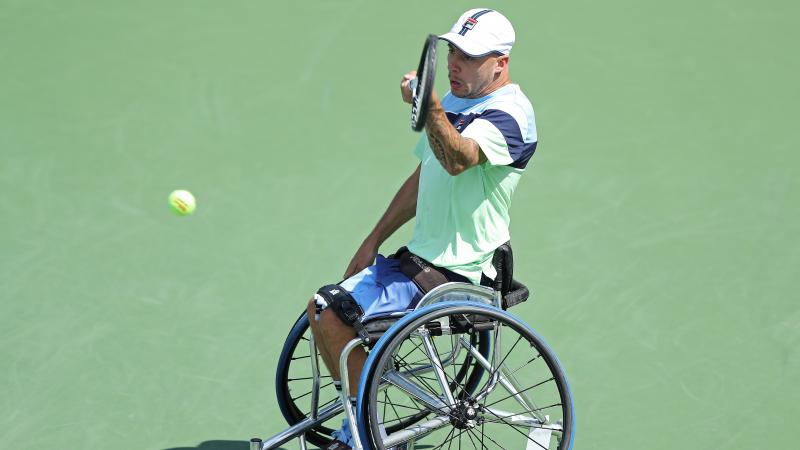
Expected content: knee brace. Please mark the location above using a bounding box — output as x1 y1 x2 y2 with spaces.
314 284 371 343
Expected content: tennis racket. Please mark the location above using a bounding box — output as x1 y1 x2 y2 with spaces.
410 34 438 132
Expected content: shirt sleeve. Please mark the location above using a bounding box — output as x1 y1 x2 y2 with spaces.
412 134 428 160
461 108 537 169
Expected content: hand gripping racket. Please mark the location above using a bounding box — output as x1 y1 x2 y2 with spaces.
410 34 438 132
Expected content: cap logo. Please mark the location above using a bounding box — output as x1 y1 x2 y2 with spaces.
458 9 493 36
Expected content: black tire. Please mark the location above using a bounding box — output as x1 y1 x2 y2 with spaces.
359 303 575 450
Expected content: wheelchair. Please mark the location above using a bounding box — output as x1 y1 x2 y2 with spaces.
251 244 575 450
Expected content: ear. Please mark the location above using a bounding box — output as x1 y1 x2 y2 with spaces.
495 55 509 73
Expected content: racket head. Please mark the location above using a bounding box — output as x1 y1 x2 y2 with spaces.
411 34 438 132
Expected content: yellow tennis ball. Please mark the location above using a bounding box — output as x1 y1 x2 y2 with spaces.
168 190 196 216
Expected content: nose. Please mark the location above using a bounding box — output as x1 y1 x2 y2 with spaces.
447 55 460 74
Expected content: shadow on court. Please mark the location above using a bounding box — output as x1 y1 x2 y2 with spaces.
162 441 433 450
162 441 287 450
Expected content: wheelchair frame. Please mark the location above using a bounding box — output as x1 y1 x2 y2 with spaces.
251 281 574 450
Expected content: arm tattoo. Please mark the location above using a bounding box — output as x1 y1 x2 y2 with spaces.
425 106 483 174
427 130 449 168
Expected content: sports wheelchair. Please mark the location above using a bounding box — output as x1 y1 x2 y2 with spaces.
251 245 575 450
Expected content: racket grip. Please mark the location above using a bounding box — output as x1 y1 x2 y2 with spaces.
408 77 418 93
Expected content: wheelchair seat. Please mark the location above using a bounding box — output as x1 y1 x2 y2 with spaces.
361 242 530 342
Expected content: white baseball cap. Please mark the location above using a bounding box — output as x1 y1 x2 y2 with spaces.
439 8 515 57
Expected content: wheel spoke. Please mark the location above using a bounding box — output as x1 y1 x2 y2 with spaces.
487 335 523 386
464 427 481 449
382 391 416 424
505 354 543 379
379 407 430 425
383 370 453 417
390 343 452 405
431 426 456 450
467 426 507 450
430 334 469 394
482 377 555 410
479 407 551 450
483 405 564 422
288 374 331 382
290 381 334 402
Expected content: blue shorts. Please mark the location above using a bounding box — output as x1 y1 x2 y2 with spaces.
339 254 422 319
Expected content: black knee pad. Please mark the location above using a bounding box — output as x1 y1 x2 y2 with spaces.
314 284 371 343
315 284 364 326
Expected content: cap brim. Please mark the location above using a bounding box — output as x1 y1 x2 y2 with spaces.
438 33 503 57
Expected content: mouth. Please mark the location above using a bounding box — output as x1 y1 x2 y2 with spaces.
449 78 463 90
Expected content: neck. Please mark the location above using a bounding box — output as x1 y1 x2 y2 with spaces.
470 74 512 99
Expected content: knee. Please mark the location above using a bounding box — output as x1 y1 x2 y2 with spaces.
309 285 359 331
308 296 338 328
308 293 331 323
307 298 329 331
318 307 345 328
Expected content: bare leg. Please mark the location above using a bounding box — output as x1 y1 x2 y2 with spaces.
307 299 337 376
307 299 367 397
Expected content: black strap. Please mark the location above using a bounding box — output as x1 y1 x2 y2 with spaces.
316 284 372 344
392 247 470 294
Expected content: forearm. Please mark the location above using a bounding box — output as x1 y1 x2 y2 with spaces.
364 165 420 247
425 92 485 175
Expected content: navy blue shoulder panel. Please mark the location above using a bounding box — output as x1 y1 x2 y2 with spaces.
478 109 537 169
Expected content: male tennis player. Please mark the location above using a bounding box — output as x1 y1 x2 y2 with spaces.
307 9 537 449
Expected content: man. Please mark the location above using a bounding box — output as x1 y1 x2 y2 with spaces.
306 8 537 449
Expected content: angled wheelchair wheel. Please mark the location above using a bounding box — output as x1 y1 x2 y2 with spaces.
357 302 575 450
275 312 340 448
274 310 491 448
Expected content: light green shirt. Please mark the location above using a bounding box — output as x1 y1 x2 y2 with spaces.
407 136 525 284
406 85 537 284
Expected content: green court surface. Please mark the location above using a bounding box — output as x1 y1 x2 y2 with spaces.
1 0 798 449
